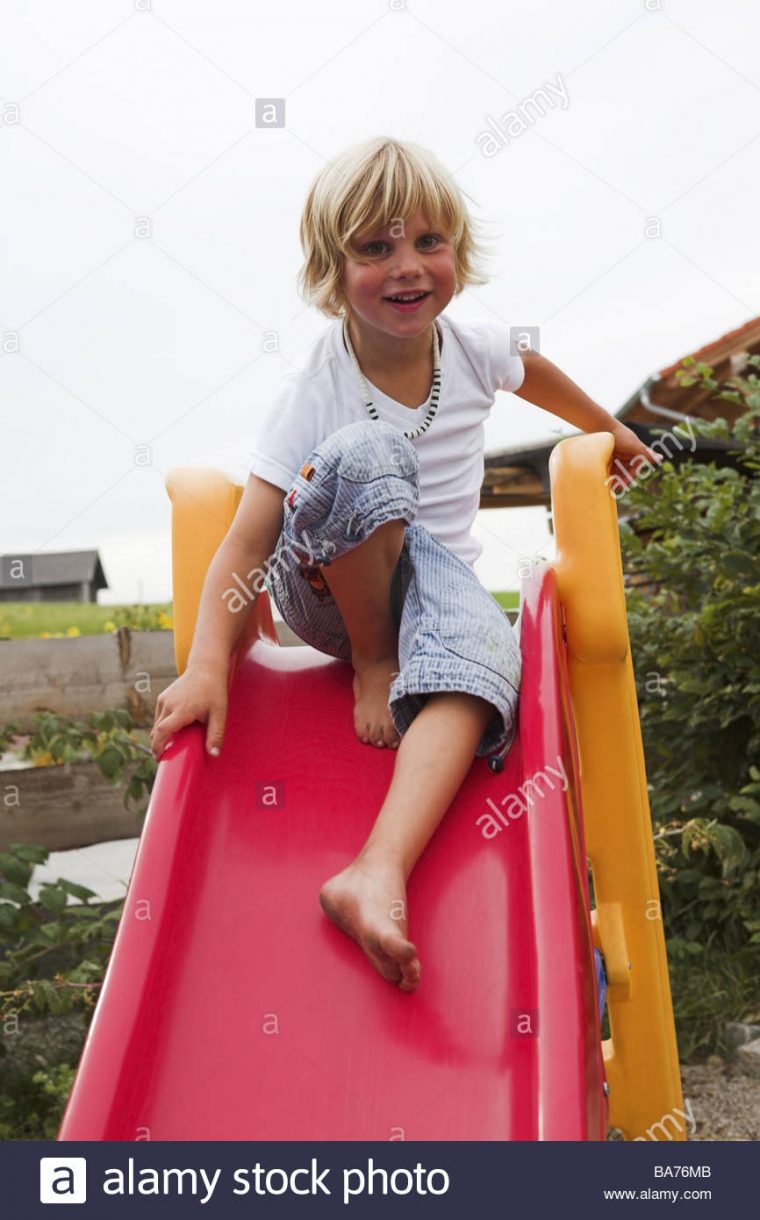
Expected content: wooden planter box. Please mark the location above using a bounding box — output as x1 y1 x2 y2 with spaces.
0 629 177 729
0 622 307 731
0 760 144 852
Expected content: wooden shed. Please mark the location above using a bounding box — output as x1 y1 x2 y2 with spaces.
0 550 109 604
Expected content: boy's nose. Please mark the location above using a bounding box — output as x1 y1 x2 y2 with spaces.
390 246 424 275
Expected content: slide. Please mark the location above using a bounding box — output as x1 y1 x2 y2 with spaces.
58 433 683 1142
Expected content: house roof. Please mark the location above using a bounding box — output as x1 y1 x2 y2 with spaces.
658 315 760 380
482 315 760 510
622 315 760 428
0 549 109 590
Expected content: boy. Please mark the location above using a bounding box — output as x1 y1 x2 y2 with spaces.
151 137 661 993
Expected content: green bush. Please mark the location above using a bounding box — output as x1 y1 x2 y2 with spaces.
1 709 156 811
110 605 173 632
0 708 158 1138
0 841 124 1140
0 1063 77 1141
0 843 123 1021
620 354 760 1049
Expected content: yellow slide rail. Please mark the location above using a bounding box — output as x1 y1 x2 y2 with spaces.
549 432 684 1141
165 469 242 675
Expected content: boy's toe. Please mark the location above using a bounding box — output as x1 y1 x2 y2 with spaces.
377 930 417 963
399 957 421 992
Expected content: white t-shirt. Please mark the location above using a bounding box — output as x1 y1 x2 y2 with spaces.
243 313 525 568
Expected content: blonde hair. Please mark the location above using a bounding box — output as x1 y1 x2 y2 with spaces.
297 136 493 318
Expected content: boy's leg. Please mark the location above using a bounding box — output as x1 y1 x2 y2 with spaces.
356 691 493 875
319 690 493 991
318 517 406 749
317 513 497 990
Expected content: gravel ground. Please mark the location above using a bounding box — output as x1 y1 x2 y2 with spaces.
681 1059 760 1141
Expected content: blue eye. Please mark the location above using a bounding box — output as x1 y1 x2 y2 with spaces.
359 234 443 256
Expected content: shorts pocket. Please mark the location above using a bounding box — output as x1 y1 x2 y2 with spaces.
284 466 338 544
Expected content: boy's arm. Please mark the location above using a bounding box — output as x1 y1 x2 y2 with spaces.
186 474 286 673
514 351 664 481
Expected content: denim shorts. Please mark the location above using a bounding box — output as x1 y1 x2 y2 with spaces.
266 420 521 763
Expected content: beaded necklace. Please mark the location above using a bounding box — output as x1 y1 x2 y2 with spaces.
342 318 442 441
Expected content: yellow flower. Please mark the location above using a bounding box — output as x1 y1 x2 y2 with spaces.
31 750 55 767
104 620 116 632
40 631 51 638
67 626 81 637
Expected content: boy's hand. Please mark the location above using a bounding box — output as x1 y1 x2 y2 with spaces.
150 665 229 760
609 422 664 487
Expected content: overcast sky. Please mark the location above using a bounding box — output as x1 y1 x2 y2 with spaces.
2 0 758 604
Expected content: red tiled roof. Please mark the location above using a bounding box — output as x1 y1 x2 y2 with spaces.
658 315 760 379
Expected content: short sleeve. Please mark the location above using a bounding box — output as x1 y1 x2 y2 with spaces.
474 318 525 395
243 373 324 492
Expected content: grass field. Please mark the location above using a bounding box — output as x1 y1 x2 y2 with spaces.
0 602 173 639
492 590 520 613
0 591 520 639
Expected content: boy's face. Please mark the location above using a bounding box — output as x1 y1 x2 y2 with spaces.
340 209 457 337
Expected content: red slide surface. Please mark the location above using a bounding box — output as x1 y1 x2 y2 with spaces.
59 565 608 1140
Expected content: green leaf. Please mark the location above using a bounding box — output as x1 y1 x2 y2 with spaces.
0 853 31 886
30 980 47 1013
37 886 69 915
728 796 760 823
57 879 98 902
96 745 123 780
10 844 49 864
0 881 31 906
37 922 61 941
38 979 65 1016
706 824 749 878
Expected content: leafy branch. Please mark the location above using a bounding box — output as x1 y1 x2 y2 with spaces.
2 708 157 812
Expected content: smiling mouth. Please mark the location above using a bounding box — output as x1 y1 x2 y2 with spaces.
383 291 431 303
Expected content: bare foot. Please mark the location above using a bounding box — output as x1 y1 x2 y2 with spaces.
352 656 401 749
319 856 421 992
